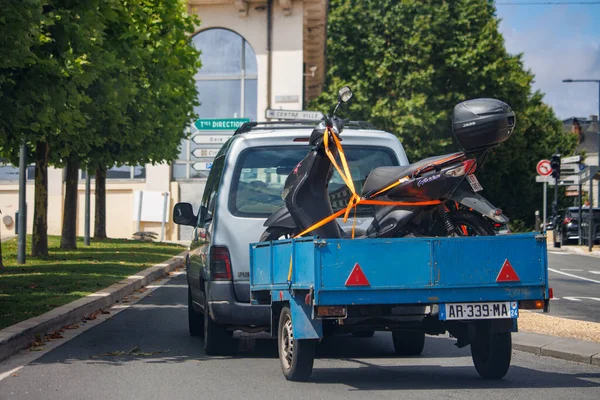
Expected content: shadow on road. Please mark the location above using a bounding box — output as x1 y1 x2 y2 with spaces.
309 362 600 390
27 272 600 391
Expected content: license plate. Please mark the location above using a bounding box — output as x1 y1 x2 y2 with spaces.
466 174 483 192
439 302 518 320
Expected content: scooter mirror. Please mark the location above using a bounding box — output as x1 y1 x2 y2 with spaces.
338 86 353 103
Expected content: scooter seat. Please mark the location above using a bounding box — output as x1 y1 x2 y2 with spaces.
362 152 465 196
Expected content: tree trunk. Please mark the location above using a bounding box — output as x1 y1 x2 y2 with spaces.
0 210 4 269
60 157 79 250
94 166 107 239
32 142 49 257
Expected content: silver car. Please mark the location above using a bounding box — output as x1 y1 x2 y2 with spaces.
173 122 409 355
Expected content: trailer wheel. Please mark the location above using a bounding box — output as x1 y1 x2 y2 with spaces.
471 332 512 379
392 330 425 356
278 306 316 381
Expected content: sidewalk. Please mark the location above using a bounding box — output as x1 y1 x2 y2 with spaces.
513 332 600 366
0 250 186 362
548 243 600 257
544 231 600 257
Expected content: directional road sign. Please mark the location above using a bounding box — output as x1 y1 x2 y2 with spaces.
265 109 324 120
561 163 582 174
192 161 213 171
536 175 580 185
536 159 551 176
561 155 581 164
192 135 231 145
194 118 250 131
192 148 219 158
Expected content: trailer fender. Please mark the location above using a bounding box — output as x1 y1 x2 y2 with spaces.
271 290 322 340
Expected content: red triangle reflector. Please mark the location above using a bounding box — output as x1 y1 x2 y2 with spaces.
496 259 520 282
345 263 370 286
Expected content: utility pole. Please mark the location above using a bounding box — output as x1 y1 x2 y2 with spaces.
17 140 27 264
551 151 561 248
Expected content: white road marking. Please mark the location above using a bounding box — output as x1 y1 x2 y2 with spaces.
548 268 600 284
0 367 23 381
563 296 600 302
560 269 583 272
590 271 600 275
548 251 568 255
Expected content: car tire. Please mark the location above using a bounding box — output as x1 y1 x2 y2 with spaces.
203 293 235 356
392 330 425 356
188 287 204 337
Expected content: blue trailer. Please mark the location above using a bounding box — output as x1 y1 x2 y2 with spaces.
249 233 550 381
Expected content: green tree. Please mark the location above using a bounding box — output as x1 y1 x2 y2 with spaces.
311 0 577 229
0 0 111 254
83 0 200 239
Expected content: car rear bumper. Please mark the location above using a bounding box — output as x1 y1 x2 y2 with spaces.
205 280 270 326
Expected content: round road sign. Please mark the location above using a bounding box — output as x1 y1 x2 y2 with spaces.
537 159 552 176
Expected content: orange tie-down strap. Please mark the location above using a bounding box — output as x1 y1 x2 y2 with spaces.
293 127 441 239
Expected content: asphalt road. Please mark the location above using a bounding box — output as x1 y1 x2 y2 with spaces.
1 273 599 400
547 252 600 323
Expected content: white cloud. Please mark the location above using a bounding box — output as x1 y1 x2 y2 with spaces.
497 7 600 120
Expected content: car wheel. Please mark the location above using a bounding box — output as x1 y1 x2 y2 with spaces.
203 293 235 355
188 287 204 337
392 330 425 356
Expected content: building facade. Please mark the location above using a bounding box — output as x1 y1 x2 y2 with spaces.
0 0 327 241
562 116 599 207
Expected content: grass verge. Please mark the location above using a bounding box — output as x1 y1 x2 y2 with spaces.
0 235 184 330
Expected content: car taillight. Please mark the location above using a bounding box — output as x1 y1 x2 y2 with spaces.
210 246 232 280
563 217 572 225
444 159 477 177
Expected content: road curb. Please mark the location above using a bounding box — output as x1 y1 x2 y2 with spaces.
513 331 600 366
0 250 187 363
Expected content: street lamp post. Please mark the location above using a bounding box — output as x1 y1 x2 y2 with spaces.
562 78 600 205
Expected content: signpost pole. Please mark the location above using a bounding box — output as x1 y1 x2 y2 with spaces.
553 176 560 247
589 177 594 252
578 183 583 246
543 182 547 233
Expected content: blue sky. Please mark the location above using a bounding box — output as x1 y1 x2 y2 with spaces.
495 1 600 120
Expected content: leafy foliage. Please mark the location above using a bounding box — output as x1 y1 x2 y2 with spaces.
311 0 577 229
0 0 200 250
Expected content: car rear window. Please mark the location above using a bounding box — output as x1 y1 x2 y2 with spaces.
228 145 400 218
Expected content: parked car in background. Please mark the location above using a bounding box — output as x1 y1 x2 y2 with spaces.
555 207 600 245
